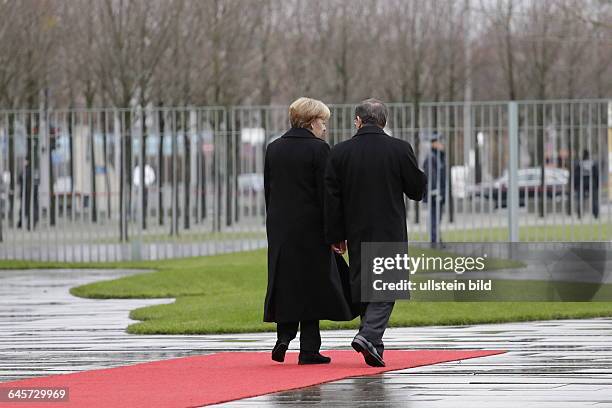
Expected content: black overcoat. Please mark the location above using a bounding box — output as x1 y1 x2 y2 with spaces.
324 125 427 302
263 127 356 323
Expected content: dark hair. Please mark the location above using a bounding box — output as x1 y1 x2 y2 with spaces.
355 98 388 127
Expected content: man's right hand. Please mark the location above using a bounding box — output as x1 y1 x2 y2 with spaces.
332 241 347 254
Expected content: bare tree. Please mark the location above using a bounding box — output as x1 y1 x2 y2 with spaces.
0 0 609 110
382 0 436 223
61 1 102 223
89 0 176 239
0 1 23 227
479 0 520 100
520 0 565 217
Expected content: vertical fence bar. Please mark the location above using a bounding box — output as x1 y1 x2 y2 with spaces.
508 101 519 242
602 100 612 240
0 114 4 246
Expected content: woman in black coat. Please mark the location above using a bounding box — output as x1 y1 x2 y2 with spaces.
263 97 356 365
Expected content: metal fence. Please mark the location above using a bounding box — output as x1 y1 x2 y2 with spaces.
0 100 610 261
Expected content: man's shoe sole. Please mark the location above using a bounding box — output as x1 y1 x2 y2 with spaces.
271 343 288 362
298 359 331 365
351 337 385 367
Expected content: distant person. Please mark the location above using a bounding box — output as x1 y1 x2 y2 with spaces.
324 99 426 367
422 133 446 243
263 97 356 365
574 149 600 218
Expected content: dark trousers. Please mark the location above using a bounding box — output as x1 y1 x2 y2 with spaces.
575 191 599 219
358 302 395 355
277 320 321 353
429 199 444 243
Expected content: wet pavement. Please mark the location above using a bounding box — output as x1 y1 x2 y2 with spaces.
1 268 611 407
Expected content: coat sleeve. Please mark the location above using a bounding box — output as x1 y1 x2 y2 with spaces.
264 146 271 211
324 148 345 244
400 141 427 201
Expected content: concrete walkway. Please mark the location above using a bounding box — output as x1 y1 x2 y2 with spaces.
1 268 611 407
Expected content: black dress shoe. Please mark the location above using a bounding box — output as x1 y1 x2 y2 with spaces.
272 341 289 362
351 335 385 367
298 352 331 365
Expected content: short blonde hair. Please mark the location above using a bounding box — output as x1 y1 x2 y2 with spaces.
289 97 331 128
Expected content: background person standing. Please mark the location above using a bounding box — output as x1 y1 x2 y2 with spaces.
573 149 600 219
422 133 446 244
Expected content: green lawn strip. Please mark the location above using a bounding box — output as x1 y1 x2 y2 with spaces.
69 251 264 299
408 277 612 301
67 248 521 299
4 248 610 335
441 222 610 242
125 295 612 335
60 249 612 334
124 274 612 334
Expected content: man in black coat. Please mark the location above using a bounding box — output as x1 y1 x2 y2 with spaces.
573 149 600 218
324 99 427 367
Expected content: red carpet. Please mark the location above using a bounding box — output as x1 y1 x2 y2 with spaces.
0 349 504 407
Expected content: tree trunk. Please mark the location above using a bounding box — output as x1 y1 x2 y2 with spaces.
47 105 55 227
101 109 111 219
183 110 191 230
8 113 15 228
158 105 165 226
447 104 455 223
119 112 125 241
413 99 421 225
171 111 179 236
225 111 234 227
68 110 75 221
25 114 33 231
140 107 147 230
199 133 207 222
538 104 545 218
89 113 98 223
123 110 133 241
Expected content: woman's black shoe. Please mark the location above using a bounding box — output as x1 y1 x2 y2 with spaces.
298 352 331 365
272 341 289 362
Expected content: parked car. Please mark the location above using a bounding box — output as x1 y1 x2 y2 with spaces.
474 167 569 208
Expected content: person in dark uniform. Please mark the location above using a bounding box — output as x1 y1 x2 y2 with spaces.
422 133 446 243
263 97 356 365
573 149 600 218
324 99 427 367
